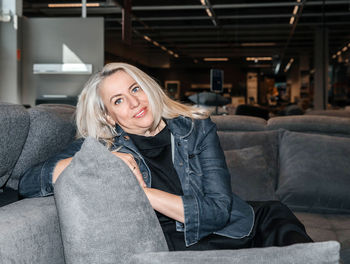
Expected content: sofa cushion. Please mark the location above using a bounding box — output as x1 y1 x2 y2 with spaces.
130 241 340 264
54 137 168 264
277 131 350 214
218 130 279 198
224 146 277 201
0 197 64 264
8 104 76 190
0 103 29 188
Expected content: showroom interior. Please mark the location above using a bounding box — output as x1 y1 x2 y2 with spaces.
1 0 350 116
1 1 350 263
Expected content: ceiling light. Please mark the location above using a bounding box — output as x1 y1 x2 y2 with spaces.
337 51 341 56
289 16 295 25
332 54 337 59
168 50 174 55
348 43 350 48
143 35 151 42
174 54 179 58
203 58 229 62
342 46 348 52
152 41 160 47
206 8 213 17
284 58 294 72
241 42 277 47
246 57 273 61
160 46 167 51
292 6 299 15
200 0 207 6
48 3 100 8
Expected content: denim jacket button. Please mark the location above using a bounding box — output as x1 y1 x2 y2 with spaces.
123 135 130 141
46 186 53 193
179 162 183 166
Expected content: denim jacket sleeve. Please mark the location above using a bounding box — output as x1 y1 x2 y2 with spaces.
18 138 84 198
176 118 233 246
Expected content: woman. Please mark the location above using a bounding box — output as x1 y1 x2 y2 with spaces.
19 62 312 250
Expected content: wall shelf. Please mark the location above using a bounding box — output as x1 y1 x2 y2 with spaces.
33 63 92 75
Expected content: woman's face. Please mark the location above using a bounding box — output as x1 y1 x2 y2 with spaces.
99 70 154 135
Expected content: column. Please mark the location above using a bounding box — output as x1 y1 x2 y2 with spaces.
0 0 22 104
314 27 329 110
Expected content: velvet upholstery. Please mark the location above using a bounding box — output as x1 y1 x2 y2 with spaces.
54 137 168 264
0 197 64 264
277 131 350 214
8 104 76 190
0 103 29 188
129 241 340 264
267 115 350 137
211 115 266 131
224 146 277 201
218 130 279 193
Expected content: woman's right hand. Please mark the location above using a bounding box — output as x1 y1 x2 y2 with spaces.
111 152 146 188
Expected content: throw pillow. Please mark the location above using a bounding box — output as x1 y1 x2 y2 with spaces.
224 146 277 201
277 131 350 213
54 137 168 264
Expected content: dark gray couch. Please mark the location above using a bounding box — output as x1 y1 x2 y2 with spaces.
0 102 347 263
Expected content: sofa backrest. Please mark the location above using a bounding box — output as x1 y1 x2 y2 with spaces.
212 114 350 208
267 115 350 137
0 103 30 189
8 104 76 190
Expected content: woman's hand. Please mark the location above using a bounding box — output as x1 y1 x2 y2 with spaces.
111 152 146 188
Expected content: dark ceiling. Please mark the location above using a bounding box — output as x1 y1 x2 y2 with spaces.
22 0 350 73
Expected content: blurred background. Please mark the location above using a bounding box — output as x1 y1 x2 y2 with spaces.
1 0 350 117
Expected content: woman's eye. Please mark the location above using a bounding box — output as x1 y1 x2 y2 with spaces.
114 98 123 105
131 86 140 93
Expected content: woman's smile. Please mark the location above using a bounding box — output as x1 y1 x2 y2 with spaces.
134 107 147 118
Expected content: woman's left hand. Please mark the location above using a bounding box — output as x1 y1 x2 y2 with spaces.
111 151 146 188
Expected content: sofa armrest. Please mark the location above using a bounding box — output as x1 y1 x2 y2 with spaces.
0 197 64 264
129 241 340 264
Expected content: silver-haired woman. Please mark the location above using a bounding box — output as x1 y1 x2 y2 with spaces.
19 62 312 250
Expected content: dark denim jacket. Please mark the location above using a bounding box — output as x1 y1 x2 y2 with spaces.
19 116 254 246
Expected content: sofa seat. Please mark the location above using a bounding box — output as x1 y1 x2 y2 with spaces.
295 212 350 262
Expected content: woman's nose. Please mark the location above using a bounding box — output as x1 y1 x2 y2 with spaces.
128 95 140 108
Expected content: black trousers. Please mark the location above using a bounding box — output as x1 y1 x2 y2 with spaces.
161 201 313 251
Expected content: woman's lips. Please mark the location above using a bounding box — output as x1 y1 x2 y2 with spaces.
134 107 147 118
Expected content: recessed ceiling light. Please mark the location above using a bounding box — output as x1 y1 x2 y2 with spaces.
48 3 100 8
241 42 277 47
203 58 229 61
246 57 273 61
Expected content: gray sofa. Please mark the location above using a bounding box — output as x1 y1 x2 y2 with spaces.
0 102 348 263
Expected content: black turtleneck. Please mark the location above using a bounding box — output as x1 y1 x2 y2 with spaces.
128 125 183 224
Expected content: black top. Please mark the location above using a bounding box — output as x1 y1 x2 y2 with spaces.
128 125 183 224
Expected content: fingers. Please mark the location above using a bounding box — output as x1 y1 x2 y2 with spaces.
111 152 147 188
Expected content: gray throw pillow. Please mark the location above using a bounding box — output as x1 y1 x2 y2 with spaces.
225 146 277 201
277 131 350 214
54 137 168 264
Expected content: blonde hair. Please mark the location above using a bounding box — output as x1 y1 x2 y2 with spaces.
76 62 208 146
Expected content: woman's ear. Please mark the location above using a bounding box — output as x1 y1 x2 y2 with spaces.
105 114 116 126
